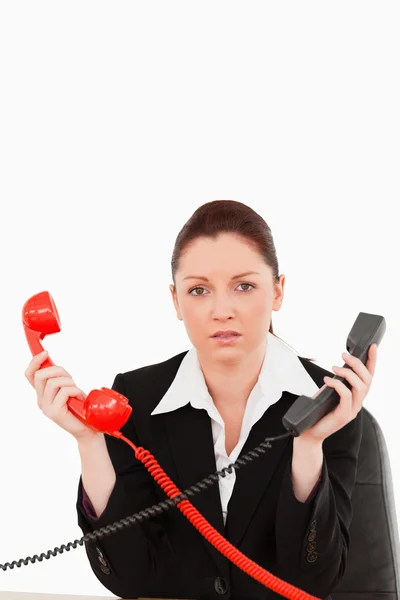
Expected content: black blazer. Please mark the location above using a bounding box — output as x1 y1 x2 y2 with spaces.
76 350 363 600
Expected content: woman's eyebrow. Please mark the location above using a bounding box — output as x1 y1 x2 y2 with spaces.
183 271 260 282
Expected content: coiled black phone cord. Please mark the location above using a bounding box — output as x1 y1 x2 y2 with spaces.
0 430 291 571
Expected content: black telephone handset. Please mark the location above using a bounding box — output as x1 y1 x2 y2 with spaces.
282 312 386 437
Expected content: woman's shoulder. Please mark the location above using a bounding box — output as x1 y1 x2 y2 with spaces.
112 349 189 413
121 348 189 380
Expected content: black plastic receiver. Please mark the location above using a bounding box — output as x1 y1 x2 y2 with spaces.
282 312 386 437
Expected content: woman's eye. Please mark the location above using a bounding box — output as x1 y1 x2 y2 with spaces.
189 283 254 296
238 283 254 292
189 287 206 296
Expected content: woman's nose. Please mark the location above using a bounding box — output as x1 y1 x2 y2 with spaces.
210 294 235 318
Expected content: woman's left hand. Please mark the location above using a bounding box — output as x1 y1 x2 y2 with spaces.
298 344 378 444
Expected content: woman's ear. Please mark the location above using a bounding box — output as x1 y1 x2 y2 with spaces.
272 274 285 311
169 284 183 320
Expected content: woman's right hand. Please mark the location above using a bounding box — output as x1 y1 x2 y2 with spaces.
25 350 99 442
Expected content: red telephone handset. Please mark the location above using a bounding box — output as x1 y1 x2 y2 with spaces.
22 290 132 437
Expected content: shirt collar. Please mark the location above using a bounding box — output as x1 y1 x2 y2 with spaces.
151 332 320 422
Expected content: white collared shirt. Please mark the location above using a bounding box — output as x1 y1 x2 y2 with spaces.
151 332 319 524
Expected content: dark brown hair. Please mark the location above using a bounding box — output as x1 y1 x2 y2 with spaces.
171 200 315 362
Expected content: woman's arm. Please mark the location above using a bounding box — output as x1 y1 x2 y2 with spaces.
78 432 116 518
291 437 323 502
274 409 363 597
76 373 173 599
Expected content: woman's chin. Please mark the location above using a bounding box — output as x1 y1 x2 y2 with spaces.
209 343 246 361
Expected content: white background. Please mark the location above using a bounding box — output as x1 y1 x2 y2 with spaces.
0 1 399 597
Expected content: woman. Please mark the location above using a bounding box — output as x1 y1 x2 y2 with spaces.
25 200 377 600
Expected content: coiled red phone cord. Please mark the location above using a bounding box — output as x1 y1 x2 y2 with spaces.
118 433 321 600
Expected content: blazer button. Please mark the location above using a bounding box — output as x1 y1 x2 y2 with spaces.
307 542 316 552
100 563 111 575
307 551 318 563
307 531 316 542
214 576 228 594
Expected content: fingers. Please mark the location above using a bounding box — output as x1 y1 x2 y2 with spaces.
34 367 73 403
24 351 49 385
339 345 377 386
40 376 80 410
366 343 378 377
311 382 329 399
323 375 354 421
304 345 378 442
331 365 367 397
42 385 86 420
25 352 72 399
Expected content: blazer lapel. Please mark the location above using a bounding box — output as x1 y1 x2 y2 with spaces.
224 391 295 547
160 403 230 578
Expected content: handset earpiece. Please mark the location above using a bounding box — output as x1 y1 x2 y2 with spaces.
282 312 386 437
22 291 132 435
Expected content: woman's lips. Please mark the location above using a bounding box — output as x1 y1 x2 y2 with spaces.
211 334 241 345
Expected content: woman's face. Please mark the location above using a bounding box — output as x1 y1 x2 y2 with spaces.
170 233 285 363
